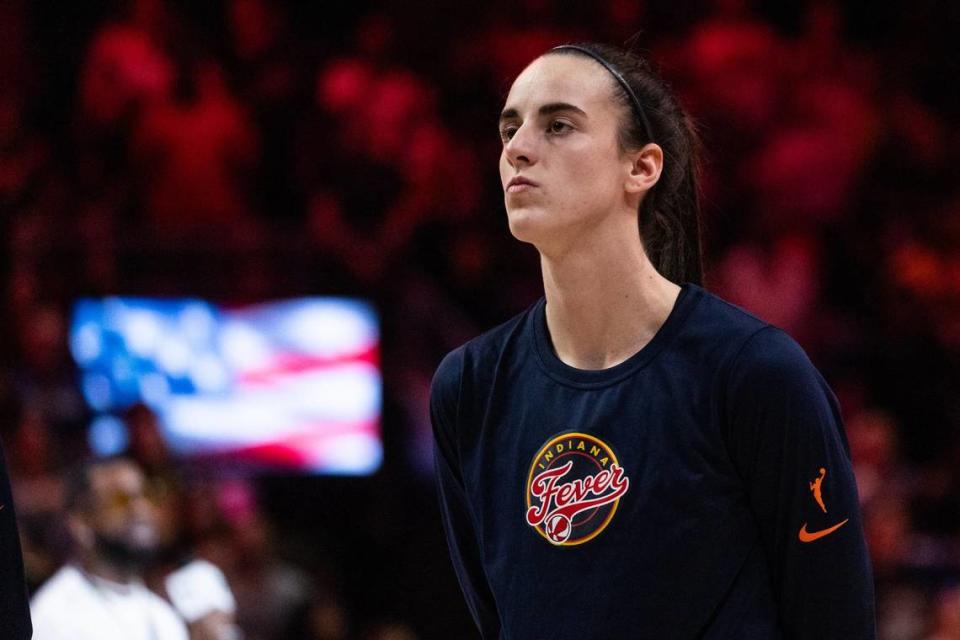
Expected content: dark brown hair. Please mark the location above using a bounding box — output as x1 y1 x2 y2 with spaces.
549 43 705 286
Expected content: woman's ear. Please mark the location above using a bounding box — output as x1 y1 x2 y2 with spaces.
625 143 663 194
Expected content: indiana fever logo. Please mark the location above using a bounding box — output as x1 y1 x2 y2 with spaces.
525 432 630 546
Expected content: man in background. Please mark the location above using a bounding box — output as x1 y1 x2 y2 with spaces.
30 456 189 640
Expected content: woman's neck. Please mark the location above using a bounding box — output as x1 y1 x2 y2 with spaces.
539 228 681 370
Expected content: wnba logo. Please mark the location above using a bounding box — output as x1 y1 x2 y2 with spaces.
525 433 630 546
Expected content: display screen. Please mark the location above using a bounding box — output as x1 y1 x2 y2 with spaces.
70 297 382 474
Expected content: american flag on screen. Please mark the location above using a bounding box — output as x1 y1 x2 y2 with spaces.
70 297 382 474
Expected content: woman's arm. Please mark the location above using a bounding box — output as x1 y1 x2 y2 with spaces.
430 348 501 639
724 326 876 639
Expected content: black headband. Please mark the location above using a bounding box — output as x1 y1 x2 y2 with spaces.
551 44 655 143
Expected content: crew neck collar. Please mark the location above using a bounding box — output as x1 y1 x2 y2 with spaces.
531 282 702 388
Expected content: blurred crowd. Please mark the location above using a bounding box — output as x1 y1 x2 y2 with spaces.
1 0 959 638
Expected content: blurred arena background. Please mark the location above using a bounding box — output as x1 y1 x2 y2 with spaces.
2 0 959 638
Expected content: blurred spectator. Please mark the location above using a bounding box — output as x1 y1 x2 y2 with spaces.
30 456 189 639
881 585 930 640
226 0 305 224
745 78 878 226
8 405 66 589
0 92 48 211
309 57 481 287
452 1 582 88
846 408 913 507
7 303 88 456
131 59 261 242
926 585 960 640
713 232 821 342
188 480 312 640
222 510 313 640
78 23 172 128
681 12 783 135
165 559 242 640
865 497 913 581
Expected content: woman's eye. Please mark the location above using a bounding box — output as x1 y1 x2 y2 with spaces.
500 120 571 142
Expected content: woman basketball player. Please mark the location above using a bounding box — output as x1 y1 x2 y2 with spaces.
431 42 875 638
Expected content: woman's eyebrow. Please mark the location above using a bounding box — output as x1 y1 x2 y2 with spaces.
499 102 588 123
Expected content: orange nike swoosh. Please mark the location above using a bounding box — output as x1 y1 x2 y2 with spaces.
798 518 849 542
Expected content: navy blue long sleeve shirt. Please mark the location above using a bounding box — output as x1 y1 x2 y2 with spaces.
430 282 875 639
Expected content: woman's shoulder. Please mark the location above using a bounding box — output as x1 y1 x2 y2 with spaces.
685 285 820 382
686 289 835 432
688 284 770 339
726 325 825 397
432 298 541 384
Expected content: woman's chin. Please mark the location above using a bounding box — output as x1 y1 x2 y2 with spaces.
506 207 551 244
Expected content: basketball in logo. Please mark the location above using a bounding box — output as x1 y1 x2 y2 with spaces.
525 432 630 546
545 513 572 543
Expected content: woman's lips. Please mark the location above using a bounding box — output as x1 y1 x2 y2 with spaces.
506 176 538 193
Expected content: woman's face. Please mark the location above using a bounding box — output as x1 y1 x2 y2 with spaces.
499 54 631 250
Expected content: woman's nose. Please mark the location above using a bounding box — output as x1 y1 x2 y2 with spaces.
504 124 537 167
